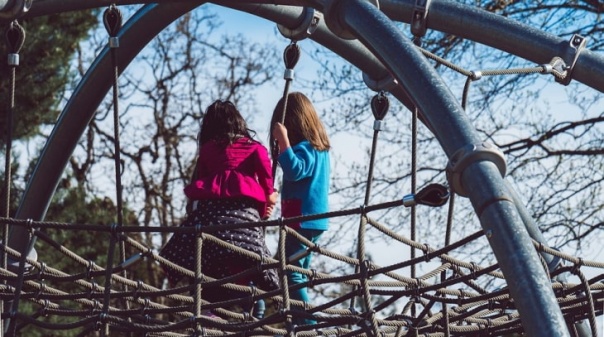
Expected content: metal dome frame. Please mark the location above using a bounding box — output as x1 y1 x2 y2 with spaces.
3 1 604 336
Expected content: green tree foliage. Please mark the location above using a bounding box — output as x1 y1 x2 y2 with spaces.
0 9 97 148
15 176 144 337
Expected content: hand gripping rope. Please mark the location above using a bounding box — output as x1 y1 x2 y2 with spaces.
271 7 319 181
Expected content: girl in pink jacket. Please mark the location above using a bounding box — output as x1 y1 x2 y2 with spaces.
161 100 279 305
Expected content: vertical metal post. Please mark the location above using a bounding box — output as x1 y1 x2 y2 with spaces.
329 1 570 336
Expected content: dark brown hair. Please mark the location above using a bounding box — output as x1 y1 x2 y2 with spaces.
199 100 255 146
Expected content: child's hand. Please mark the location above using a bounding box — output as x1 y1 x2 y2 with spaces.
264 191 279 218
268 191 279 206
272 123 290 152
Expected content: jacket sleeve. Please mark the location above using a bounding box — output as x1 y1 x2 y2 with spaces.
278 143 316 182
255 143 275 195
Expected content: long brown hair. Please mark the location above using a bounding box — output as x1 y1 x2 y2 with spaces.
269 92 330 160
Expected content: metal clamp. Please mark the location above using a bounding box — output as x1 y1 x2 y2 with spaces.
446 142 506 197
411 0 431 38
363 72 398 92
555 34 587 86
277 7 322 41
0 0 32 21
373 120 385 131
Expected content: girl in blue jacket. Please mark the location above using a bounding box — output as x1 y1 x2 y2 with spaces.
270 92 330 326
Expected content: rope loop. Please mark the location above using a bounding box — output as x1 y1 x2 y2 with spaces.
309 268 318 287
5 20 25 54
283 41 300 71
109 223 119 237
37 261 46 280
195 223 203 237
370 91 389 121
360 259 371 279
41 299 50 317
571 257 584 274
86 260 96 279
103 4 123 38
470 262 478 279
415 183 449 207
35 281 46 300
90 299 100 315
423 244 430 262
25 218 33 231
134 279 143 299
359 204 367 215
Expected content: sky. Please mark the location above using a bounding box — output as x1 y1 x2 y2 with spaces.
10 2 599 332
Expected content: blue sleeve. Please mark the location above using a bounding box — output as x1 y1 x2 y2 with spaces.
278 142 316 182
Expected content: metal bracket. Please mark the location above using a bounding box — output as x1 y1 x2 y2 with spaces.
277 7 322 41
446 142 507 197
555 34 587 86
363 71 398 92
0 0 31 21
373 120 385 131
323 0 379 40
411 0 431 38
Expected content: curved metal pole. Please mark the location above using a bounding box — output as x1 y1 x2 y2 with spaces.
15 0 604 94
380 0 604 93
331 1 570 337
9 0 206 250
5 2 601 334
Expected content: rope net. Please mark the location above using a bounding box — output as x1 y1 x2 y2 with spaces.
0 203 603 336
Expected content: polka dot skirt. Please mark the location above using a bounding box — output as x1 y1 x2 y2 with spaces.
160 198 279 302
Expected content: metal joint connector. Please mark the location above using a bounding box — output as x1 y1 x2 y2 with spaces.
363 72 398 92
283 68 294 80
555 34 586 86
0 0 32 21
446 142 507 197
7 53 18 66
411 0 431 38
109 36 119 48
470 71 482 81
277 7 322 41
373 120 385 131
402 194 415 207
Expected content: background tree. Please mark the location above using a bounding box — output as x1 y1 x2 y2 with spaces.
0 10 97 148
3 0 603 328
308 0 603 293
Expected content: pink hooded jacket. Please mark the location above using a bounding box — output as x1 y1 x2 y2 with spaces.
184 137 274 217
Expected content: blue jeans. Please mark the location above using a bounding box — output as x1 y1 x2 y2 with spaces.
285 228 324 326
